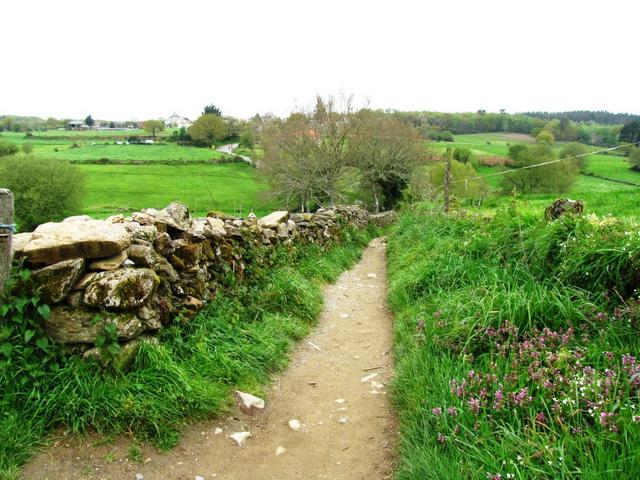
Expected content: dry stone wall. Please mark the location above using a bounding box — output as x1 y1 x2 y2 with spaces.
11 203 393 366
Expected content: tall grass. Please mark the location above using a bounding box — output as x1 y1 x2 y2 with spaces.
388 203 640 479
0 225 378 477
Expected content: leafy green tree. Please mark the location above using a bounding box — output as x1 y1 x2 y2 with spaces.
169 126 191 145
536 131 555 146
239 130 255 150
189 114 228 147
203 104 222 116
620 121 640 144
143 119 165 137
84 115 95 127
559 142 590 170
501 141 578 194
0 156 85 231
508 144 530 166
628 147 640 170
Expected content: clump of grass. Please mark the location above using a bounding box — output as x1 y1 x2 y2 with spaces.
0 225 378 476
388 204 640 479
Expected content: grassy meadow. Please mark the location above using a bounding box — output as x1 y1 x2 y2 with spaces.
80 163 273 218
388 205 640 479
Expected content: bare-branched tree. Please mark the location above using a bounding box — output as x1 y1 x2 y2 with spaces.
262 95 354 212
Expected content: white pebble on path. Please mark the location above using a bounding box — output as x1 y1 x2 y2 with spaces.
275 446 286 456
361 373 378 382
288 419 302 431
229 431 251 446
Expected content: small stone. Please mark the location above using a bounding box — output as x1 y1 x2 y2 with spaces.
288 419 302 431
366 273 377 279
214 427 223 435
229 431 251 446
340 313 349 319
338 417 349 424
361 373 378 382
335 399 346 404
275 446 286 456
89 250 128 271
371 382 384 389
195 476 205 480
235 390 266 415
135 474 144 480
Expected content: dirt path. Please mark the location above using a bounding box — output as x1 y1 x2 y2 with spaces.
23 238 395 480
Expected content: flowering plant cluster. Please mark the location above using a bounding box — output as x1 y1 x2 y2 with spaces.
432 321 640 439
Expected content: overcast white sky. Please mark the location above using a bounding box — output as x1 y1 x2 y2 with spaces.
2 0 638 120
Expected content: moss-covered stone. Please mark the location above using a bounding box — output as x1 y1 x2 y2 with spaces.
83 268 159 310
32 258 85 304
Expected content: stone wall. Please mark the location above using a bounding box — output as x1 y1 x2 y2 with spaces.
11 203 393 366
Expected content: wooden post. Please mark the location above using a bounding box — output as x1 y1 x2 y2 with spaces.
0 189 14 292
443 147 452 213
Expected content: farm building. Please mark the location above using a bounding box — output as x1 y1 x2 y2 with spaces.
164 113 193 129
67 120 89 130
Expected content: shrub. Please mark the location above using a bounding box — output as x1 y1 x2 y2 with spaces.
21 144 33 155
439 130 455 142
0 156 85 231
452 147 471 164
0 140 18 157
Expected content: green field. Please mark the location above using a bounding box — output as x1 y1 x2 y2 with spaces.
1 130 271 219
0 131 229 162
425 133 639 218
79 163 272 218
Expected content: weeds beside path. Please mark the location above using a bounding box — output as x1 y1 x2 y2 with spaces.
387 204 640 479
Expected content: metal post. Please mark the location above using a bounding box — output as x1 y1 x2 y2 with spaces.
0 189 14 292
444 147 452 213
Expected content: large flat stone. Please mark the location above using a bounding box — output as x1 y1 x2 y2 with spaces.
44 307 144 344
258 211 289 229
15 220 131 265
83 268 159 310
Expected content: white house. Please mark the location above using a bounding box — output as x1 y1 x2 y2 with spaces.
164 113 193 129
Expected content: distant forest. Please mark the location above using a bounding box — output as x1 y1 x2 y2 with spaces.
521 110 640 125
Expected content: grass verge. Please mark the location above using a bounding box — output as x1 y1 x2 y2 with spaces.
387 202 640 479
0 225 379 478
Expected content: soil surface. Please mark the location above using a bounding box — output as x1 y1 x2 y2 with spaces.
23 238 395 480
